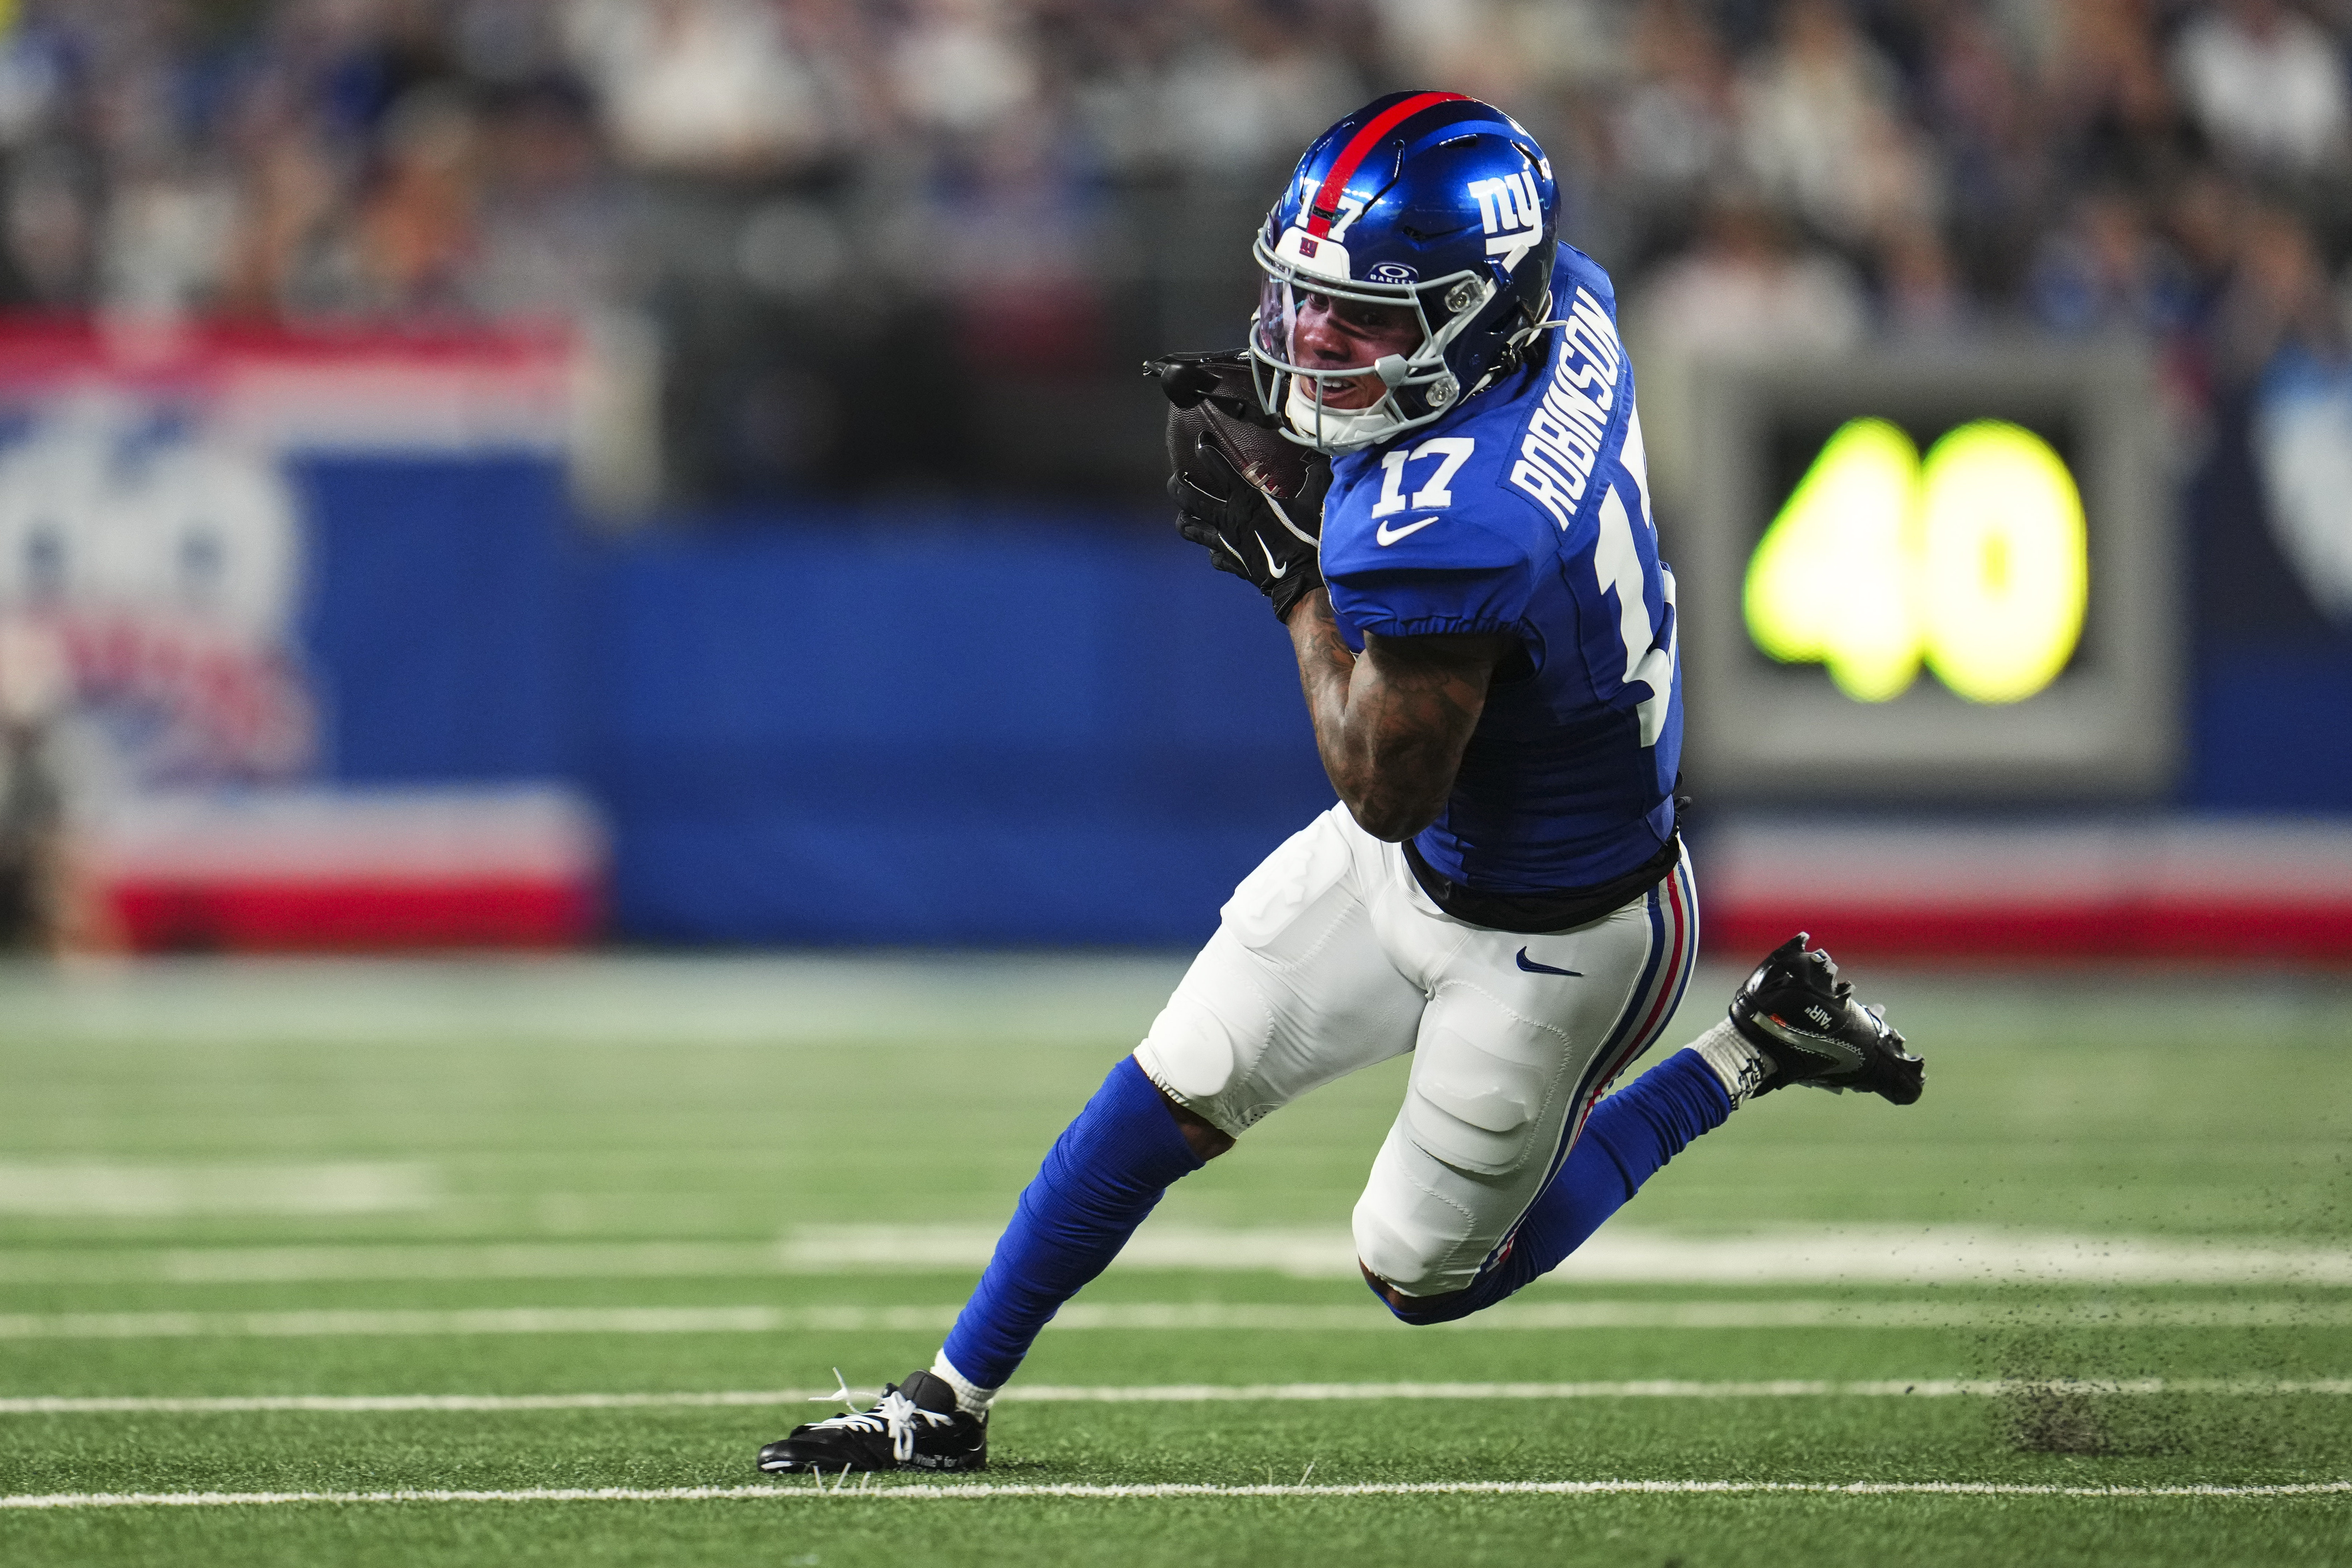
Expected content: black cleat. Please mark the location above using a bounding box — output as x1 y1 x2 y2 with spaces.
756 1370 987 1474
1728 934 1924 1105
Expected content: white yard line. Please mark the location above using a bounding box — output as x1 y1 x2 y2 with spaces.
4 1226 2347 1285
1005 1377 2342 1401
0 954 1196 1051
0 1241 793 1285
0 1164 435 1218
4 1379 2349 1415
3 1479 2347 1510
1 1298 2347 1340
0 1306 804 1339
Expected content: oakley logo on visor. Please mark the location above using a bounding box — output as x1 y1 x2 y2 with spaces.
1365 261 1419 285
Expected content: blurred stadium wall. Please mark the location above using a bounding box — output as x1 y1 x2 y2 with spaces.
0 0 2344 958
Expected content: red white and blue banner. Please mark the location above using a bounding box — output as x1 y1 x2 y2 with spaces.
0 320 600 951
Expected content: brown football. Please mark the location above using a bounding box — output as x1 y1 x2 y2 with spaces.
1151 352 1322 504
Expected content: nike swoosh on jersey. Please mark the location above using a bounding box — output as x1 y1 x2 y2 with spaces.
1515 948 1582 977
1375 516 1439 546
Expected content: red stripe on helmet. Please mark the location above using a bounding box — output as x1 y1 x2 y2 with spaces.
1304 92 1474 238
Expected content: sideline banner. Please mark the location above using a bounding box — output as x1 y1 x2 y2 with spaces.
0 319 600 951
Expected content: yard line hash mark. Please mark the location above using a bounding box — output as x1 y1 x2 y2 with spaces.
4 1480 2347 1510
5 1379 2349 1415
1 1299 2345 1339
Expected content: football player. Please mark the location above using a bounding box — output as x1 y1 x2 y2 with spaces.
757 92 1922 1476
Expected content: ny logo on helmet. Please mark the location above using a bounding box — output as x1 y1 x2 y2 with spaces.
1466 171 1543 273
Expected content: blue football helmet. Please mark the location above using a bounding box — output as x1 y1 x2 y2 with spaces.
1250 91 1560 452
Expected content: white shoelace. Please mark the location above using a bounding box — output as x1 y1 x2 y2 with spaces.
805 1386 955 1463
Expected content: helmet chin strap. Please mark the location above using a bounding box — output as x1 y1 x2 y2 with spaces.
1473 284 1561 397
1285 375 1404 452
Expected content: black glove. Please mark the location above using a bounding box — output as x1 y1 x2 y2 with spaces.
1169 436 1330 621
1145 351 1332 622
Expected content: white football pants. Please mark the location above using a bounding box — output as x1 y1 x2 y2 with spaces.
1134 803 1699 1297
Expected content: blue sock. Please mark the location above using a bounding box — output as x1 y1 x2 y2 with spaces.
942 1056 1204 1388
1377 1046 1732 1325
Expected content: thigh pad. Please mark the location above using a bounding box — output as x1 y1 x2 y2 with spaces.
1402 980 1574 1178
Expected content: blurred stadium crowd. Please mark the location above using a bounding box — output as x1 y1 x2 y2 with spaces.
0 0 2345 502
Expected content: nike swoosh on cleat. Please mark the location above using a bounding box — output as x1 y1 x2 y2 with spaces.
1376 516 1439 546
1515 949 1581 977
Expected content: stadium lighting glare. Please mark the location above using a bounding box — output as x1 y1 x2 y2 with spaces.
1742 418 2088 706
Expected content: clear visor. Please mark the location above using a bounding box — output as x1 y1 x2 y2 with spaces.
1250 271 1433 385
1247 232 1497 448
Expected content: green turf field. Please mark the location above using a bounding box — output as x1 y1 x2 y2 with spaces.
1 954 2347 1566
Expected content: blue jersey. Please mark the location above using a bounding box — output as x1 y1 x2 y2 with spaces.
1320 247 1681 894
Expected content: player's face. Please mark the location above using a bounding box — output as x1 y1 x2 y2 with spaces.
1290 292 1422 408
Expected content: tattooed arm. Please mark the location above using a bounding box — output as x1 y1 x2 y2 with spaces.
1283 590 1511 842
